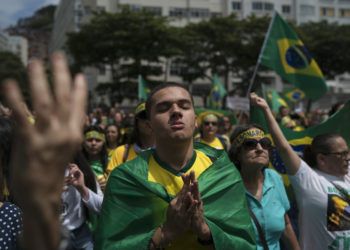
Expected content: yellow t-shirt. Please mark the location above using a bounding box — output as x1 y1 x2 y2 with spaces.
148 150 213 249
106 144 137 175
200 137 224 150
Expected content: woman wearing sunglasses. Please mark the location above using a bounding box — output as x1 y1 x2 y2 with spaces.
198 113 228 150
250 93 350 250
229 124 300 250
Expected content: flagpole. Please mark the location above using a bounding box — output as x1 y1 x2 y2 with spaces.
238 11 277 124
245 11 277 97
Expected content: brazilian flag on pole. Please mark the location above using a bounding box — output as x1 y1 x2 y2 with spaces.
259 12 328 101
138 75 149 101
208 74 227 109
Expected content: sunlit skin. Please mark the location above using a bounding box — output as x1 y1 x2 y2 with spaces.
148 87 196 145
318 137 350 177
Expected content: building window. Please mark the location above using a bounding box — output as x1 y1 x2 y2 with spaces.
190 8 210 18
252 2 274 11
169 7 187 17
252 2 263 10
264 2 274 10
320 7 335 17
232 2 241 10
282 5 291 14
340 8 350 17
143 6 162 16
300 5 315 16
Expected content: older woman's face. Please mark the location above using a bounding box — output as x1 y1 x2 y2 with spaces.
237 131 270 170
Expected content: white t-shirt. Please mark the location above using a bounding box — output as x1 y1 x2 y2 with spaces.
61 180 103 230
289 160 350 250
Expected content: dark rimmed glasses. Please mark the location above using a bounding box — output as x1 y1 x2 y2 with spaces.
321 150 350 159
242 137 272 150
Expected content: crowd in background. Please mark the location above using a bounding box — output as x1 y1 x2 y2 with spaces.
0 54 349 250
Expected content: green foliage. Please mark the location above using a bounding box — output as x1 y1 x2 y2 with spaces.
0 51 27 101
298 21 350 78
66 8 350 102
0 51 26 85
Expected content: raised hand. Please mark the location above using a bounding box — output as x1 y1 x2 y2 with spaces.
3 52 87 250
250 92 270 111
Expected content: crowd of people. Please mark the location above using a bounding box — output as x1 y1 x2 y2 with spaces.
0 53 349 250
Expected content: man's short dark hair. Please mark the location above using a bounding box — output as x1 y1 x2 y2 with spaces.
145 83 194 119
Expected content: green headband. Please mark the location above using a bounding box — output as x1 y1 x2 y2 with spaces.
232 128 265 148
85 131 105 142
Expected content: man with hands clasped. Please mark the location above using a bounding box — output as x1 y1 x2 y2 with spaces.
151 171 211 249
96 83 256 250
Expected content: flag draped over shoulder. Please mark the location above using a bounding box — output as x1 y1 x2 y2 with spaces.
138 75 149 101
259 12 328 101
95 143 256 250
208 74 227 109
250 100 350 177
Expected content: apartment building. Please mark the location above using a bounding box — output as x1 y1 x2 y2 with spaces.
50 0 350 100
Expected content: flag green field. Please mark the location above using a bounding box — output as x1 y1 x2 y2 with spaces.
259 12 328 101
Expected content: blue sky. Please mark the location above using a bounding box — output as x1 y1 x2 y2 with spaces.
0 0 59 29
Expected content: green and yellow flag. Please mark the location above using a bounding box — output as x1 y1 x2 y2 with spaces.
259 12 328 101
208 74 227 109
138 75 149 101
95 143 256 250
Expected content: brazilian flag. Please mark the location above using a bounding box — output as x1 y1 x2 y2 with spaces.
259 12 328 101
208 74 227 109
95 143 256 250
138 75 150 101
283 87 305 103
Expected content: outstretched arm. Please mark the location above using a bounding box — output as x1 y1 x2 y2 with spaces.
3 52 87 250
250 93 301 175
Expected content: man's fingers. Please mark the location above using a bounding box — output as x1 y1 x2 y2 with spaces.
191 181 201 201
70 74 87 134
2 81 31 132
52 53 72 121
189 171 196 183
28 59 53 129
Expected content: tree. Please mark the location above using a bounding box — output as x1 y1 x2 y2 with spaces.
67 7 175 102
0 51 27 102
298 21 350 78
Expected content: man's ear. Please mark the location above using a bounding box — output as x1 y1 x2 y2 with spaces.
316 153 326 169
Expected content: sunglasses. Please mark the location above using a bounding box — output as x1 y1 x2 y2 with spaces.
242 138 272 150
204 121 218 126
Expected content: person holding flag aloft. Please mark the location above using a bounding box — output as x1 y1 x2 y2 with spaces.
250 92 350 250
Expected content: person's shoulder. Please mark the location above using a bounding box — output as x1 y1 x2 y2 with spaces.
1 202 22 215
264 168 284 183
109 148 153 178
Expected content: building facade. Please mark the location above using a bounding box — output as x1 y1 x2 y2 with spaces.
50 0 350 105
0 31 28 65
